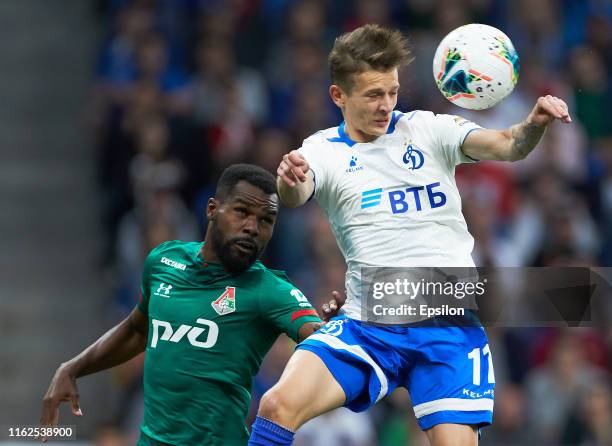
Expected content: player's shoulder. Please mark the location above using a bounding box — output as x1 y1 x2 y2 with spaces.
398 109 474 127
148 239 198 255
145 240 200 266
247 262 295 290
301 125 345 149
395 109 437 128
395 110 473 138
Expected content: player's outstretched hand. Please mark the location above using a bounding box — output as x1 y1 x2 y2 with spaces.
320 290 347 322
277 150 310 187
40 366 82 442
528 95 572 126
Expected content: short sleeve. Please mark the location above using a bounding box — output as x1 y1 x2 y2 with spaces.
433 114 483 166
297 135 329 201
259 271 321 343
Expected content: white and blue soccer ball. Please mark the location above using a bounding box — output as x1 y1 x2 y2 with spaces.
433 23 520 110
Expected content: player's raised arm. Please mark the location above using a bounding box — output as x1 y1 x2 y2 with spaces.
276 150 315 208
461 95 572 162
40 306 148 438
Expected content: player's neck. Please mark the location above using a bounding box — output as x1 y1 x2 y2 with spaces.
201 233 221 265
344 122 377 143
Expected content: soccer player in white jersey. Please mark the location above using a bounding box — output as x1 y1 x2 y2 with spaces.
248 24 571 446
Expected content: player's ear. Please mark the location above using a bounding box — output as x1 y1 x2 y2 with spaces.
329 84 345 108
206 198 218 221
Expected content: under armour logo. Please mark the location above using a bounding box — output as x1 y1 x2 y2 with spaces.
155 283 173 297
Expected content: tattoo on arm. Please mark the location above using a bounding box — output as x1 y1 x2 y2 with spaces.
509 120 546 160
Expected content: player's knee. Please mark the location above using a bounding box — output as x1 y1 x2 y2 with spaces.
258 389 288 419
257 388 300 427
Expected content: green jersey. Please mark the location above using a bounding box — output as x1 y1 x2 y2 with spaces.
136 241 320 446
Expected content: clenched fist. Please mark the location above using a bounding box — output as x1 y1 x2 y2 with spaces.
277 150 310 187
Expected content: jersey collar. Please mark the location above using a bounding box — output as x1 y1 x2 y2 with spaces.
197 242 223 269
327 111 403 147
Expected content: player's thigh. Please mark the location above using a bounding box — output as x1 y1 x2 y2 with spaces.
260 349 346 428
426 423 478 446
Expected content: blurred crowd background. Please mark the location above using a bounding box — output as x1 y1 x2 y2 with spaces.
43 0 612 445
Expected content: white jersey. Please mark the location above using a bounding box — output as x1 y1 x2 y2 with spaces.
298 110 482 320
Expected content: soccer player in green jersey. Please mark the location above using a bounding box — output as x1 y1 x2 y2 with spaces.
41 164 344 446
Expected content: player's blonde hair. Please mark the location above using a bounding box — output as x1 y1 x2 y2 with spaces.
329 24 412 93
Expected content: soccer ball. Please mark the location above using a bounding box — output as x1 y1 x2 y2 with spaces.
433 24 520 110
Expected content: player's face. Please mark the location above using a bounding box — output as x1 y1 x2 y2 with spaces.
210 181 279 274
334 68 400 143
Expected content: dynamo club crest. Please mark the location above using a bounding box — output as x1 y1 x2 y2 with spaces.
319 319 345 337
402 143 424 170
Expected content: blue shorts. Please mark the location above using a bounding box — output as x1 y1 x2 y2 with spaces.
297 316 494 431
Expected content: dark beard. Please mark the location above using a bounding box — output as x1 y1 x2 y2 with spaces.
210 223 260 275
